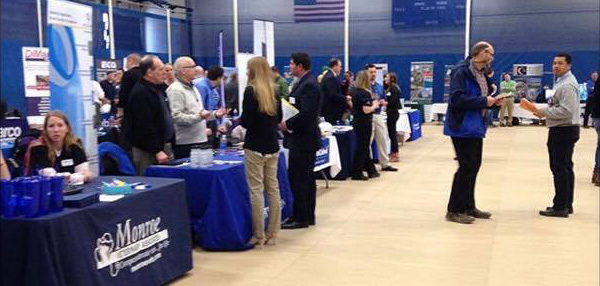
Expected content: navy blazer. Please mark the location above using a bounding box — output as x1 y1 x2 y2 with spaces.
320 70 345 122
284 72 322 151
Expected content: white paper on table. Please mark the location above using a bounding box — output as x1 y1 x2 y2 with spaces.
281 98 299 121
99 194 125 202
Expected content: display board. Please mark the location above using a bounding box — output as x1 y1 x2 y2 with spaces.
410 61 434 103
443 64 454 103
253 20 275 66
95 59 120 80
236 53 257 114
513 63 544 101
22 47 51 125
373 63 388 87
48 0 98 173
392 0 466 29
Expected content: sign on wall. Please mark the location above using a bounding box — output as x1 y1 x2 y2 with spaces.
95 59 120 81
392 0 466 29
410 61 434 103
22 47 50 125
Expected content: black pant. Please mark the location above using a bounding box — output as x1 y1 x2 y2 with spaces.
173 143 204 159
387 112 399 153
288 149 317 224
583 100 593 127
547 126 580 210
352 120 377 177
448 137 482 213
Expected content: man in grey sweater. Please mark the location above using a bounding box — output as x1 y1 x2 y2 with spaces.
534 52 581 218
167 56 227 159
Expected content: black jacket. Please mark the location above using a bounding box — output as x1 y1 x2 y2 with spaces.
320 70 345 124
592 79 600 119
118 67 143 110
129 79 174 154
240 86 282 154
386 85 402 114
284 73 322 151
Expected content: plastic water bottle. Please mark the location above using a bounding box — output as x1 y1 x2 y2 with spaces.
219 134 227 151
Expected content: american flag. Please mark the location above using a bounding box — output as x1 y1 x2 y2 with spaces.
294 0 345 23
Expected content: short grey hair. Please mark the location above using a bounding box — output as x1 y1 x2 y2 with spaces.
173 56 194 77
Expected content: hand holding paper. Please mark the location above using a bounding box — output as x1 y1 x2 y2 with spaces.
281 98 299 122
519 98 538 112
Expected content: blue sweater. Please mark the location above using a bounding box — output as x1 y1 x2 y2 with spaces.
443 58 488 138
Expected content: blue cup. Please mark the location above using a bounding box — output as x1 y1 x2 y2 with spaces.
38 177 52 216
12 178 26 216
50 176 64 212
21 179 40 218
1 180 18 218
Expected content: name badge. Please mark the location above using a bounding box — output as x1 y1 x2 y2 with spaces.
61 159 74 167
289 97 296 104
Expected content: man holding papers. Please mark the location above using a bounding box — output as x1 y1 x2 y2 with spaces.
443 42 501 224
279 53 322 229
534 53 581 218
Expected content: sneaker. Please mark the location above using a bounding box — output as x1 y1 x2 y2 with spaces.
445 212 475 224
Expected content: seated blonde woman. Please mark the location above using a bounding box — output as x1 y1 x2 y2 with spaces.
27 111 94 184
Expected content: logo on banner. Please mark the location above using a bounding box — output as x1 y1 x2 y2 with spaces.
94 217 170 277
0 127 23 139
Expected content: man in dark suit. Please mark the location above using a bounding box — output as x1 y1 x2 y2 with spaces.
320 58 346 125
117 53 142 151
279 53 322 229
128 55 175 175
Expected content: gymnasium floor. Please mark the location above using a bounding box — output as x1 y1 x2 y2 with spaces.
171 124 599 286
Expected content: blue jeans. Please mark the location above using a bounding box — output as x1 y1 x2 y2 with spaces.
594 118 600 171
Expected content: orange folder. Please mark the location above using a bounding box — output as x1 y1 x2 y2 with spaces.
519 98 538 113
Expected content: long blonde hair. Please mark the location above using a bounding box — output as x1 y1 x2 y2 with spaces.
247 57 277 116
355 70 372 94
39 111 81 166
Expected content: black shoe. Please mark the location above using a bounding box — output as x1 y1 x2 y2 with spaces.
539 208 569 218
351 175 368 181
281 221 309 229
309 220 315 226
381 166 398 172
466 208 492 219
445 212 475 224
546 206 573 214
368 172 380 178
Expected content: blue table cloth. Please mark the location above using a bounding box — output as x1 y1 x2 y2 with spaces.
0 176 193 286
144 152 293 251
317 130 356 180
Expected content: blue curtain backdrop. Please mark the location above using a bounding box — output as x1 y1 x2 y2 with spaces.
2 0 599 114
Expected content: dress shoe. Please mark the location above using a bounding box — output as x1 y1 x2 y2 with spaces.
592 171 599 185
281 221 309 229
539 208 569 218
351 175 368 181
368 172 380 178
466 208 492 219
445 212 475 224
309 220 315 226
546 206 573 214
381 166 398 172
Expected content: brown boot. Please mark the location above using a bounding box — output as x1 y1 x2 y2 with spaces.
592 171 599 185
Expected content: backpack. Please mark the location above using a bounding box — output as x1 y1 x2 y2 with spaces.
11 129 41 175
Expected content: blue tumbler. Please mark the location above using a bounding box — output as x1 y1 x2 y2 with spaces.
38 177 52 216
12 178 26 216
1 179 18 218
50 176 64 212
21 179 40 218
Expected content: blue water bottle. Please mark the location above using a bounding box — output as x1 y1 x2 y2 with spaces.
50 176 64 213
1 179 18 218
219 134 227 152
38 177 52 216
21 179 40 218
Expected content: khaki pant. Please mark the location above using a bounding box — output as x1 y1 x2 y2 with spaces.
370 114 390 167
133 143 173 176
499 99 514 125
244 150 280 239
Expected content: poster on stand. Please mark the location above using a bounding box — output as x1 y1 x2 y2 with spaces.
22 47 51 124
95 59 120 81
374 63 388 86
513 64 543 102
253 20 275 66
48 0 98 173
443 65 454 103
410 61 434 103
